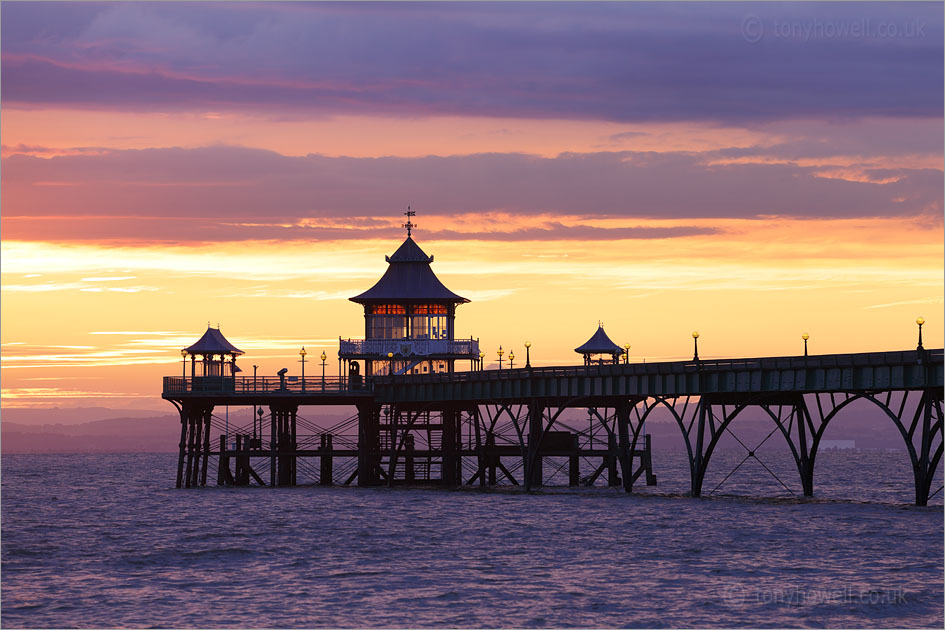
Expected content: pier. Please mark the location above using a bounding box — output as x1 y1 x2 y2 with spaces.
161 216 944 505
163 348 943 504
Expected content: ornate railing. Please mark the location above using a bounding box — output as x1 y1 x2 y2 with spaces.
339 337 479 358
163 375 369 395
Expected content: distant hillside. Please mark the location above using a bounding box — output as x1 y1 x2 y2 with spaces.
0 406 165 426
2 415 181 453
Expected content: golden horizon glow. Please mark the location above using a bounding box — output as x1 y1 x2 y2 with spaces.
3 120 943 411
4 213 943 396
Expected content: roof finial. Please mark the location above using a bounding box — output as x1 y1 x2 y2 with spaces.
403 206 416 237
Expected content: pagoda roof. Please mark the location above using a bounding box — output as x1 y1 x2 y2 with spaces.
574 324 623 355
350 236 469 304
184 326 244 356
387 236 433 263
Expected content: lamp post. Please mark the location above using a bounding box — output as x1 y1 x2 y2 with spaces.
479 351 484 371
387 351 394 375
802 333 809 357
916 317 925 350
181 349 187 380
624 344 631 365
320 351 327 390
524 341 532 368
299 346 307 391
509 350 515 370
497 346 504 370
692 331 700 361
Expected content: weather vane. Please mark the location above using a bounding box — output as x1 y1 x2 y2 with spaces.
403 206 416 237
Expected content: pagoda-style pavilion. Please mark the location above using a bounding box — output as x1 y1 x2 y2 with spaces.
574 323 624 365
182 325 244 390
340 211 479 378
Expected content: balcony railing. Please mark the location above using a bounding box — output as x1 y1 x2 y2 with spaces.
163 375 370 395
339 337 479 358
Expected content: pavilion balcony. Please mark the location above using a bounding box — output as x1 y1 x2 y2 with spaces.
339 337 479 359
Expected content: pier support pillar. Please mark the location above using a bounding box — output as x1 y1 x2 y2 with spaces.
644 434 657 486
405 434 415 483
320 434 333 486
357 403 382 486
525 400 544 490
690 399 708 497
181 404 211 488
442 408 461 486
914 389 940 507
200 408 212 487
270 406 298 487
606 432 618 487
795 399 814 497
218 434 228 486
486 432 498 485
569 434 580 486
290 408 297 486
269 406 277 487
176 407 188 489
616 400 633 493
267 405 297 487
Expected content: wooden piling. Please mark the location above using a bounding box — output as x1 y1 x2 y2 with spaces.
218 434 228 486
269 406 277 487
320 434 333 486
200 409 212 487
569 433 580 486
486 432 497 485
606 432 618 487
405 434 415 483
644 434 657 486
184 411 197 488
176 409 188 489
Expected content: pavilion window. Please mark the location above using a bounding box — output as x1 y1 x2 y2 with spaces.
410 314 448 340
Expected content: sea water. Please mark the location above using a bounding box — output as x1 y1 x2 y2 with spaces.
2 451 942 628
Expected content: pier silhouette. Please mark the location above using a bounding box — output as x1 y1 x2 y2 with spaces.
163 218 944 505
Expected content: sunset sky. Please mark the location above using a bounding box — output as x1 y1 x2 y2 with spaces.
1 1 942 411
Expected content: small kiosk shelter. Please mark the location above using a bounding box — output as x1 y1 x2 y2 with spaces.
575 324 623 365
182 325 244 391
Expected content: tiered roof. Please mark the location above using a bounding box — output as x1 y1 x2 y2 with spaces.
184 326 244 355
574 324 623 356
350 236 468 304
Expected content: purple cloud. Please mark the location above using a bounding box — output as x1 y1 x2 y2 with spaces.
2 2 941 123
2 145 941 242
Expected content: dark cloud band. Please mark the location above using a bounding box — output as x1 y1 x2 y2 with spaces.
2 2 941 123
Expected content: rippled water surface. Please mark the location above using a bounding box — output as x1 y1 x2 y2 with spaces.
2 452 942 628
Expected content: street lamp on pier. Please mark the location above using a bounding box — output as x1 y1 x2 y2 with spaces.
320 351 327 390
479 351 484 371
916 317 925 350
802 333 809 356
692 331 700 361
497 346 504 370
509 350 515 370
524 341 532 368
387 352 395 375
181 349 187 380
299 347 307 391
624 344 631 364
